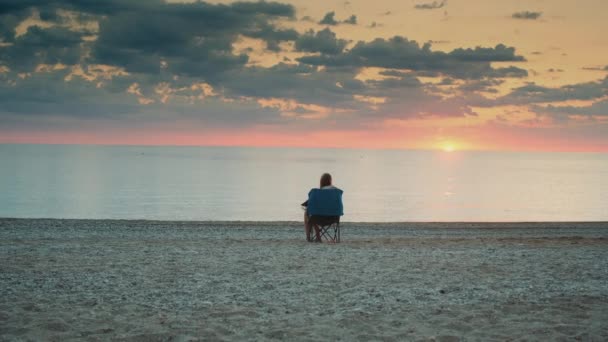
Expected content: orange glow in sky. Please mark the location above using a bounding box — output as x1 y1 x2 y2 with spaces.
2 124 607 153
1 0 607 152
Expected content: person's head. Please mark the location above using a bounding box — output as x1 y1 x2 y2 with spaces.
320 173 332 188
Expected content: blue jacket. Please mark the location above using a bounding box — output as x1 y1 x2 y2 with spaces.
307 187 344 216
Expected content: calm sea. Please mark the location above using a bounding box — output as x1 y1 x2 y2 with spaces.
1 144 606 222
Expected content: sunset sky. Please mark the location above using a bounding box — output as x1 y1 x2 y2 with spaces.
1 0 607 151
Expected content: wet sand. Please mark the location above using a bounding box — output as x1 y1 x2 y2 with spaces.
1 219 607 341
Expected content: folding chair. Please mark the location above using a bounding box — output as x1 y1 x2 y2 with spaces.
305 187 344 243
312 217 340 243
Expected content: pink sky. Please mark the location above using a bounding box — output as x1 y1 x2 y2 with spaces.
1 0 607 152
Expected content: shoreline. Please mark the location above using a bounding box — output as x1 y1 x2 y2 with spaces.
2 217 608 228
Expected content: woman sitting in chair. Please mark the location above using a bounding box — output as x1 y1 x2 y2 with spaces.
302 173 344 242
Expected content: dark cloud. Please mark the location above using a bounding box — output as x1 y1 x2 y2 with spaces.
0 10 30 43
54 0 163 15
449 45 525 62
343 15 357 25
367 73 422 91
372 92 476 119
1 0 297 78
512 11 542 20
319 11 338 25
318 11 356 26
0 0 48 16
458 79 503 93
488 66 528 78
243 23 299 52
582 66 608 71
90 1 296 77
219 63 365 108
295 28 348 55
0 26 86 71
0 69 138 118
0 0 309 127
5 0 597 131
378 70 410 78
192 61 474 123
484 77 608 106
535 100 608 117
414 1 447 10
0 67 288 130
297 37 526 79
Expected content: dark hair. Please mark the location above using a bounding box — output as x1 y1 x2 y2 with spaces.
320 173 332 188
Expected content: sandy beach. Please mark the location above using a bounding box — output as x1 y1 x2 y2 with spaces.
1 219 607 341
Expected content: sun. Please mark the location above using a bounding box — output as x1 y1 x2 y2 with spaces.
442 143 456 152
433 139 466 152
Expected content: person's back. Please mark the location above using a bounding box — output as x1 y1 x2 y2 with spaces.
303 173 344 242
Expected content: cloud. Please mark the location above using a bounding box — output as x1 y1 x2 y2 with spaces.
318 11 356 25
0 67 286 130
243 23 299 52
368 86 471 122
0 68 138 118
458 79 504 93
512 11 542 20
297 37 526 79
219 63 366 109
295 28 348 55
343 15 357 25
90 1 296 77
6 0 603 136
0 0 309 128
414 1 447 10
0 0 536 130
0 6 33 43
319 11 338 25
535 99 608 117
0 0 299 82
0 25 86 71
493 77 608 105
582 65 608 71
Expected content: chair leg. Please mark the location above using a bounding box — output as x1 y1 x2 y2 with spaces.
312 223 341 243
334 223 340 242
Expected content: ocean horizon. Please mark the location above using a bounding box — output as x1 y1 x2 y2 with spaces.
1 144 606 222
